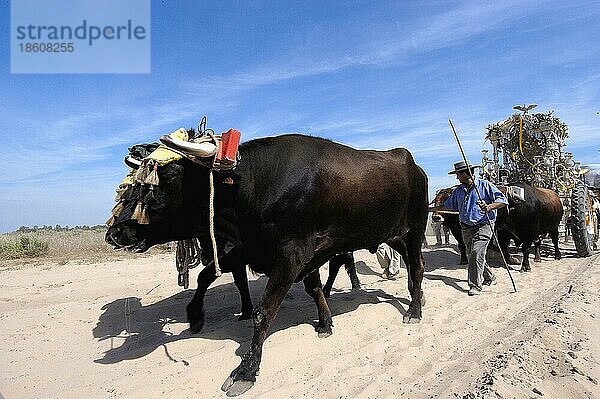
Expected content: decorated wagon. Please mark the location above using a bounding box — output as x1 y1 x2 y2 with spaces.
479 104 598 257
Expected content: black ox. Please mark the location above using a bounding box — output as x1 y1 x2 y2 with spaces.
124 143 361 332
106 133 428 396
431 186 467 264
496 183 563 271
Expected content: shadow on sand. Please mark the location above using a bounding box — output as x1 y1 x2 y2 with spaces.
420 246 469 293
94 240 573 365
93 275 409 365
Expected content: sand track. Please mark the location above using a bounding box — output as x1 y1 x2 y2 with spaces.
1 240 598 398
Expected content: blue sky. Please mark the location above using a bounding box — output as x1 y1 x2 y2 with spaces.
1 1 599 233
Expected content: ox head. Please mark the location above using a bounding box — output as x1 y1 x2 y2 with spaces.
497 184 525 210
105 131 234 253
105 160 199 252
431 187 455 222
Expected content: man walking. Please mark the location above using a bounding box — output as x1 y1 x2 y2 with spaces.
432 161 508 296
433 219 450 246
376 243 403 280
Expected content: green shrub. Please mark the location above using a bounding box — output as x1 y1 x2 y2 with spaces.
0 235 49 259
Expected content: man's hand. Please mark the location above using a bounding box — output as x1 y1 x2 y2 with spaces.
479 201 506 213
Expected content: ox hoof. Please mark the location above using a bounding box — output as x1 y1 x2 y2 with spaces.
221 377 254 397
507 256 521 265
187 303 205 333
534 258 541 263
189 317 205 334
520 266 531 273
238 312 252 321
315 322 333 338
403 314 421 324
188 309 205 333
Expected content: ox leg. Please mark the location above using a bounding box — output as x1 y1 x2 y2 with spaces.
221 263 297 396
389 235 424 323
498 230 520 265
456 236 468 265
323 252 359 297
550 230 561 260
533 238 542 263
323 255 344 298
447 223 467 264
344 252 361 291
232 265 253 321
521 241 533 272
187 266 218 333
303 269 333 337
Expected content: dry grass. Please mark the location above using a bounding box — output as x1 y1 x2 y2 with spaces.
0 226 171 268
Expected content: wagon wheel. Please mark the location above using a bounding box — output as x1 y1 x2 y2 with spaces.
570 181 594 257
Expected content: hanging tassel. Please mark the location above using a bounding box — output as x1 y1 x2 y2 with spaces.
134 161 150 183
142 186 155 206
115 185 129 202
138 205 150 224
111 201 125 218
131 201 143 221
126 184 138 200
106 215 115 226
135 183 147 201
144 162 159 186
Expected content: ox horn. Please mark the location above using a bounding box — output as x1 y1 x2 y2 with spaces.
160 134 218 158
124 155 143 169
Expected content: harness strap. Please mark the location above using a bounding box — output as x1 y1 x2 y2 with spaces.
176 239 202 289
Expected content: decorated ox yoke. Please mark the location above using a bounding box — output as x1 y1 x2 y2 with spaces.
107 123 242 285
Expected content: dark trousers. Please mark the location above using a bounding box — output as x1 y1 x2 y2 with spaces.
461 223 495 289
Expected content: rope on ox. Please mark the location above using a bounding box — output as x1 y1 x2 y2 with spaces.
449 119 517 293
208 166 222 277
205 129 222 277
157 127 224 279
173 170 222 281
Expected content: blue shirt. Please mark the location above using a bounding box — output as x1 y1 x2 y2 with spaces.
443 178 508 226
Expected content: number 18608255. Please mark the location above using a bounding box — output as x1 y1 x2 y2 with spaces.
19 42 74 52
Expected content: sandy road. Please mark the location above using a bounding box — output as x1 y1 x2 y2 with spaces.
0 240 598 398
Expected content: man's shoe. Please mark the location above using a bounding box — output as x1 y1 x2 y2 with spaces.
382 271 399 280
507 256 521 265
468 287 482 296
483 274 497 286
